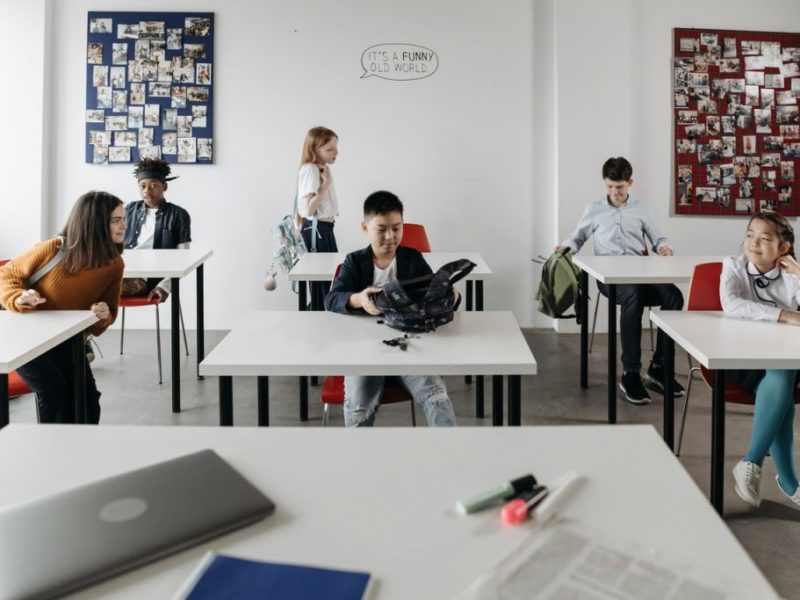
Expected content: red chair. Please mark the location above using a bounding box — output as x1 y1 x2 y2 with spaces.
319 263 417 426
400 223 431 252
119 294 188 385
676 262 800 454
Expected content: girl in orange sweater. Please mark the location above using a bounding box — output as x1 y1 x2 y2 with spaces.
0 191 125 423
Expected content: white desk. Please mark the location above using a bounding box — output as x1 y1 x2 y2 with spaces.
0 311 98 426
650 309 800 515
0 424 777 599
200 310 536 426
122 249 213 413
571 255 724 424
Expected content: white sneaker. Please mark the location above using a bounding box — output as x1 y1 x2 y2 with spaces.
775 476 800 508
733 460 762 507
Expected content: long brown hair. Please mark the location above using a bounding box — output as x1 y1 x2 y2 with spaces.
749 211 795 258
60 191 123 274
300 126 337 165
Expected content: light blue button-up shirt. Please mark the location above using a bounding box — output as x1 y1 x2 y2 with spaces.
562 196 670 256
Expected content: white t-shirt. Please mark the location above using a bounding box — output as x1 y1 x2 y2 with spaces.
372 259 398 287
132 207 159 249
297 163 338 219
721 254 800 321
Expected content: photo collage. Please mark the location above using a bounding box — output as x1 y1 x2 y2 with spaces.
674 28 800 216
85 12 213 165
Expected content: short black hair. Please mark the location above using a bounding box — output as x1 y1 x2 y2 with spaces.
363 190 404 218
602 157 633 181
133 158 174 182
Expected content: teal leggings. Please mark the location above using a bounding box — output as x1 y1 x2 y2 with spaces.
744 369 798 495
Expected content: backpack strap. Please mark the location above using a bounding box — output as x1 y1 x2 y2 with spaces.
28 235 66 286
294 188 320 253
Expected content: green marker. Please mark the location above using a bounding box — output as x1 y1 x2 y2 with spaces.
456 474 537 515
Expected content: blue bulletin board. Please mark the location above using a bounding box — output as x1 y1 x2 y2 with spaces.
86 11 214 165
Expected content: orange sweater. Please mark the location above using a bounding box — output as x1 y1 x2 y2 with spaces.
0 238 124 337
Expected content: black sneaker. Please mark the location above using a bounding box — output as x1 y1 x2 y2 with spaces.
619 372 651 405
645 363 685 397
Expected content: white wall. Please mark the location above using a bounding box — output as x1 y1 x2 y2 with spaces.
42 0 535 329
0 0 47 255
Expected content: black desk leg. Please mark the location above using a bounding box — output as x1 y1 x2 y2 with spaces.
0 373 7 428
711 370 726 515
663 335 675 451
300 376 309 421
492 375 503 426
196 264 205 380
171 277 181 413
310 282 319 387
72 333 87 424
465 281 473 385
607 283 617 424
580 270 589 389
475 281 485 418
219 376 233 426
258 376 269 427
298 281 307 312
508 375 521 426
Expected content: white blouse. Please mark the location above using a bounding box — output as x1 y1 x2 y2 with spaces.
720 254 800 321
297 163 339 220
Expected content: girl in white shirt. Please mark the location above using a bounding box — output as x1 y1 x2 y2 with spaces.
297 126 339 307
722 212 800 509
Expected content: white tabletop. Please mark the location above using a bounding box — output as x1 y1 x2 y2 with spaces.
572 254 726 284
650 309 800 370
0 424 775 599
200 310 536 377
288 251 492 282
122 248 213 278
0 311 98 372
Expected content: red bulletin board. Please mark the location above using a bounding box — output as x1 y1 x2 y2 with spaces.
673 28 800 216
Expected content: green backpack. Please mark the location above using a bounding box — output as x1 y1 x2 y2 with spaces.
534 250 582 322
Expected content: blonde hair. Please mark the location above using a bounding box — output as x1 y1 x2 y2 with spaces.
300 126 337 165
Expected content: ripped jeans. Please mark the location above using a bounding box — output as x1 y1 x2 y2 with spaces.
344 375 457 427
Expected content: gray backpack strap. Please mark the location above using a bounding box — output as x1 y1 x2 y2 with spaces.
28 236 66 286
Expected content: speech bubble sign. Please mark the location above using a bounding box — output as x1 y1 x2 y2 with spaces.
361 44 439 81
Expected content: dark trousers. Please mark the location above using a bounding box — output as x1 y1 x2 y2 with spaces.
16 338 101 424
597 282 684 374
301 219 338 310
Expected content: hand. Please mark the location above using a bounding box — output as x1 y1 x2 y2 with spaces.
657 245 674 256
453 287 461 306
778 254 800 278
15 289 46 307
90 302 110 320
148 286 169 302
554 245 568 254
350 286 382 316
319 165 331 192
779 310 800 326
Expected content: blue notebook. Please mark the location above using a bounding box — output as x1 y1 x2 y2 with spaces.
174 552 372 600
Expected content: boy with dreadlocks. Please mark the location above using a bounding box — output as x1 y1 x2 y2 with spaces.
122 158 192 300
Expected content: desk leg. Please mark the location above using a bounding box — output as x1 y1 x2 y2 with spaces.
258 376 269 427
465 282 473 385
71 333 88 423
310 283 320 387
492 375 503 426
171 277 181 413
663 335 675 451
580 270 589 389
299 376 308 421
607 283 617 424
298 281 307 312
475 281 485 418
219 376 233 426
711 370 726 515
1 373 9 428
508 375 521 426
196 264 205 380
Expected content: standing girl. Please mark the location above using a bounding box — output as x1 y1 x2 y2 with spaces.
297 126 339 307
0 191 125 424
722 211 800 508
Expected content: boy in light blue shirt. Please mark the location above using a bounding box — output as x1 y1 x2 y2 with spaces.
557 157 685 405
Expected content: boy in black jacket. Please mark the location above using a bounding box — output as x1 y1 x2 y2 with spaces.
325 191 458 427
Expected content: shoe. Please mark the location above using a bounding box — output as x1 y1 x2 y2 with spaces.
775 476 800 508
619 372 651 405
644 363 686 397
733 460 762 507
85 340 95 364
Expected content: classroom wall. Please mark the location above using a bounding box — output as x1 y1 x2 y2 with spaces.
35 0 536 330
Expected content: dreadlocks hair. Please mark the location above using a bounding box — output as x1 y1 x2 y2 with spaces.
133 157 173 182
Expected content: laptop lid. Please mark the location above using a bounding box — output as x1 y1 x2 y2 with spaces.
0 449 275 599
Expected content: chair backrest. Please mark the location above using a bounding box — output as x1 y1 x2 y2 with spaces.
687 262 723 311
0 259 8 267
401 223 431 252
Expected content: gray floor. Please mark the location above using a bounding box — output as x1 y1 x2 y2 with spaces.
9 327 800 598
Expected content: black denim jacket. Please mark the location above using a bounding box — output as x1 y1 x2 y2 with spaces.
123 200 191 250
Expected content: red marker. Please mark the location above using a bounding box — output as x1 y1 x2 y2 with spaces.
501 484 548 525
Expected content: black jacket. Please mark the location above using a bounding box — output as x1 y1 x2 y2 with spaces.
124 200 191 250
325 245 432 314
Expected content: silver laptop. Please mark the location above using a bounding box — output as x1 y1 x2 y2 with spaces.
0 449 275 600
